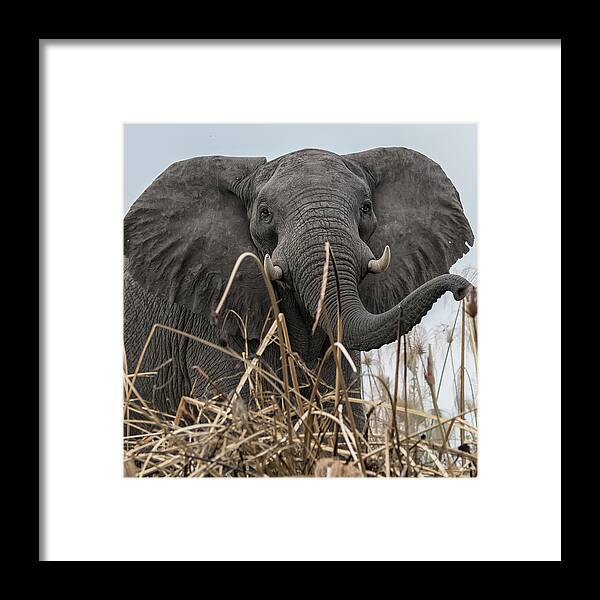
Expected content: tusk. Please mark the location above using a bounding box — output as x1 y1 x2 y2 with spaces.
264 254 283 281
368 245 391 274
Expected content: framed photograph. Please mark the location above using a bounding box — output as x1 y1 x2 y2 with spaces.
123 123 478 479
41 40 561 561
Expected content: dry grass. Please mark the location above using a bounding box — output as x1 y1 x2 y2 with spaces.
123 253 478 478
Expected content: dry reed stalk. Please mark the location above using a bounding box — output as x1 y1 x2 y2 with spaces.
460 300 466 455
403 335 410 474
466 287 478 377
420 344 449 460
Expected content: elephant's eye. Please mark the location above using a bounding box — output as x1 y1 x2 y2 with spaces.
259 206 272 222
361 202 372 215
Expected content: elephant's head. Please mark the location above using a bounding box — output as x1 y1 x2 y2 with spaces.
124 148 474 351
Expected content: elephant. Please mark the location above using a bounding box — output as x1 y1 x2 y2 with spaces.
124 147 474 431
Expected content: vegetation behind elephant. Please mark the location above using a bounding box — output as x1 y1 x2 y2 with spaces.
124 147 474 429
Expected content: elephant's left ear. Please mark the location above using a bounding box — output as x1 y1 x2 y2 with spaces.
344 147 474 313
124 155 270 341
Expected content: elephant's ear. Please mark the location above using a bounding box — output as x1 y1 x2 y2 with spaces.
124 155 270 341
344 147 474 313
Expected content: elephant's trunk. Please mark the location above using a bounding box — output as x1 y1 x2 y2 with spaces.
329 273 471 351
289 232 472 352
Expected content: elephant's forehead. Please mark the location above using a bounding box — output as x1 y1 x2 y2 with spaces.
274 149 345 173
261 150 366 192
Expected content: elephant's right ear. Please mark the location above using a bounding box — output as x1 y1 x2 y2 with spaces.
124 155 269 340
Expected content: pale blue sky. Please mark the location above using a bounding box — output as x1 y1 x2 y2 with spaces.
124 124 478 413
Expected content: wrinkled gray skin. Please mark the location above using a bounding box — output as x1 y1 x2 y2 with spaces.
124 148 474 430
